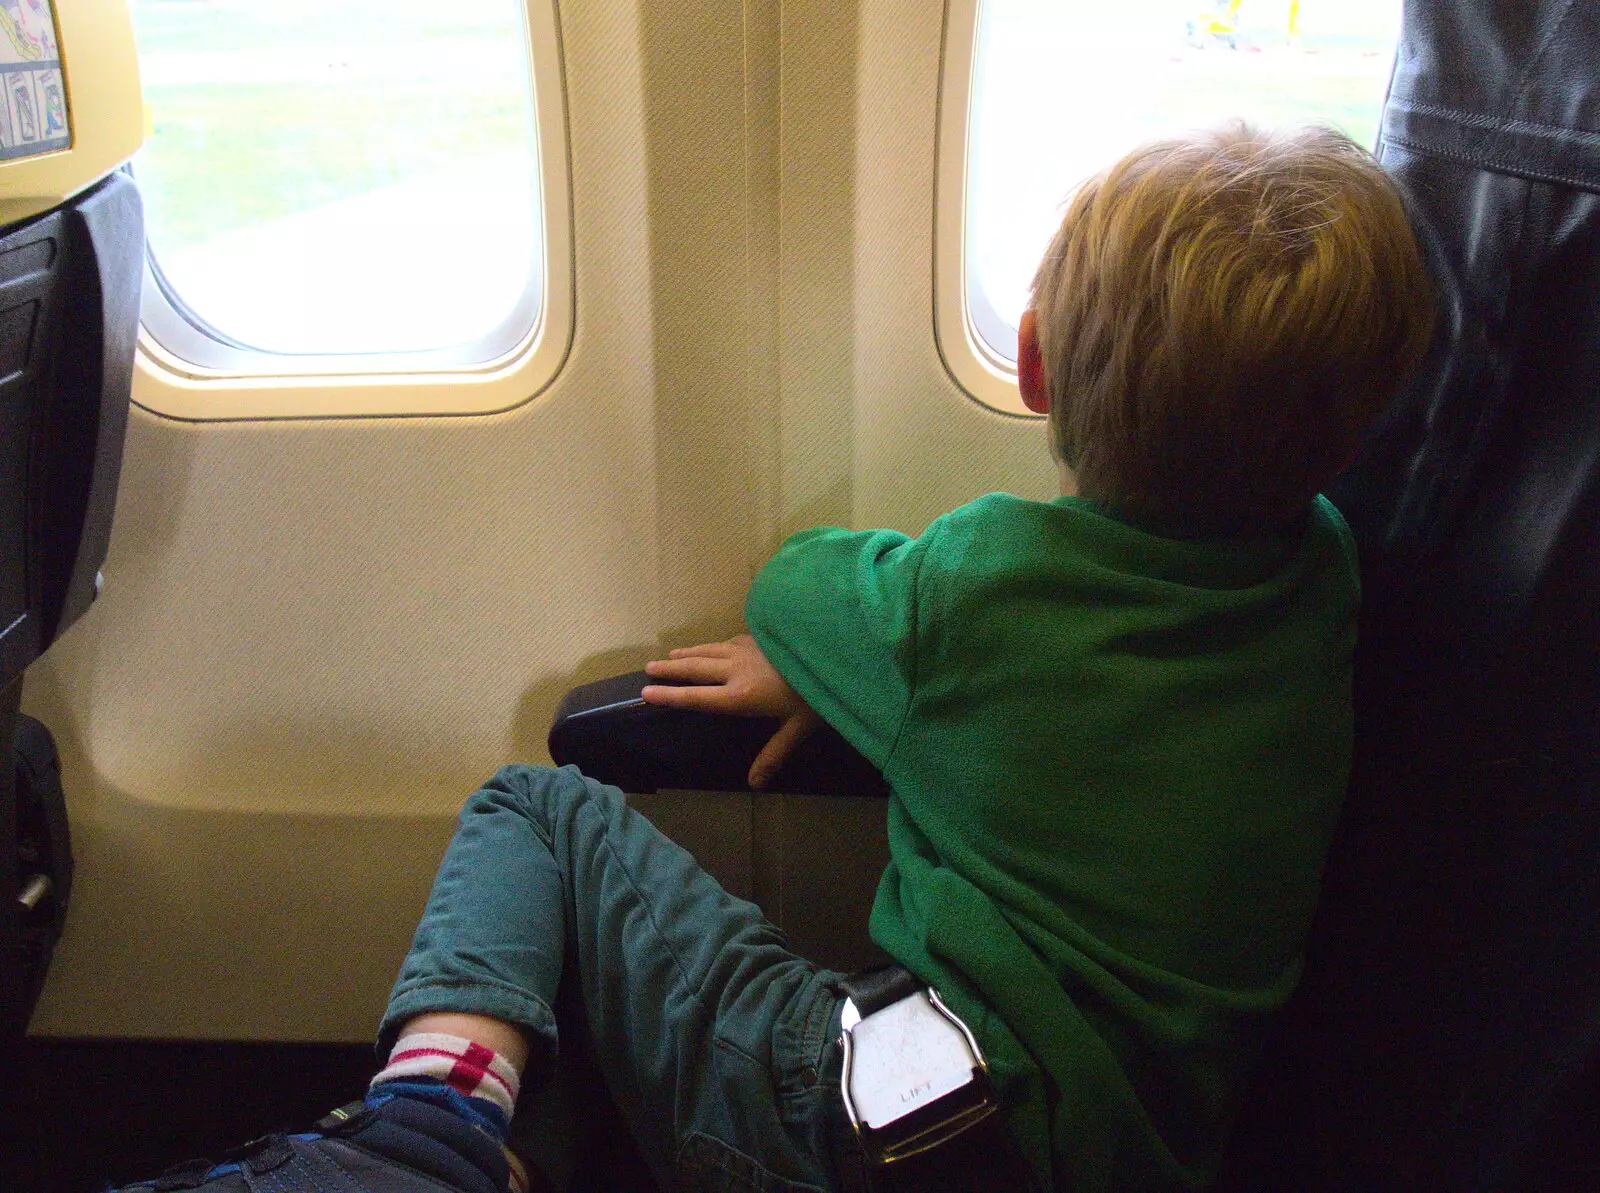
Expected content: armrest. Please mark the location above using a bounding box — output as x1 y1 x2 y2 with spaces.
548 671 888 797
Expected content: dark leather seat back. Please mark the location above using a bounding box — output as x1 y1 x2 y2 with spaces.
1218 3 1600 1189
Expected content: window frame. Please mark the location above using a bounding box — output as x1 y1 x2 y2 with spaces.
933 0 1033 419
131 0 574 422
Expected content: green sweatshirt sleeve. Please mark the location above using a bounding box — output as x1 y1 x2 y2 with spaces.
744 525 933 769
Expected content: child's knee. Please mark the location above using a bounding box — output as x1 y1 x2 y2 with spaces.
463 762 613 833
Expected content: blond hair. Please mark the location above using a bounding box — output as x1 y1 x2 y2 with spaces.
1030 124 1435 536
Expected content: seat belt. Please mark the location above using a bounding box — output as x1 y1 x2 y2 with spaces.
837 966 1040 1192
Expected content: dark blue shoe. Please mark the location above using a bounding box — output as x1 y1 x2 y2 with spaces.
113 1093 522 1193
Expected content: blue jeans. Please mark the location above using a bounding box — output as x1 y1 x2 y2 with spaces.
379 764 869 1192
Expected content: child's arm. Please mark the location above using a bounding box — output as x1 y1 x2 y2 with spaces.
641 634 821 789
645 521 937 791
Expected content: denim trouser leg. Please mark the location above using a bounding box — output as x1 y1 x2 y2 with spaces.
378 764 863 1192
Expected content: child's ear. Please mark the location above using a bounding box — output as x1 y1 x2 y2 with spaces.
1017 310 1050 415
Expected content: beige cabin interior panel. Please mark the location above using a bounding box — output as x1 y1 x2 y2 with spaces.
24 0 1053 1041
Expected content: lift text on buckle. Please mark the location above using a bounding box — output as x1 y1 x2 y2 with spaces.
838 985 998 1166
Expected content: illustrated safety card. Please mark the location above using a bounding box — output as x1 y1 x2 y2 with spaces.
0 0 67 161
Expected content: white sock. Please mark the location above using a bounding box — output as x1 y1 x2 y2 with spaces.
370 1031 522 1127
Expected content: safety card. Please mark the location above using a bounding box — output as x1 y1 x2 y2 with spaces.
0 0 67 161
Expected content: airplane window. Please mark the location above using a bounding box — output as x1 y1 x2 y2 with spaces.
130 0 544 369
944 0 1403 411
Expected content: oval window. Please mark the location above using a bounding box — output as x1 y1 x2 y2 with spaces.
943 0 1404 412
132 0 543 365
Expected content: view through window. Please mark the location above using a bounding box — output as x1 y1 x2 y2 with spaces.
131 0 543 361
965 0 1404 364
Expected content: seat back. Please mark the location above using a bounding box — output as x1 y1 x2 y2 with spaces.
1218 3 1600 1188
0 170 143 1037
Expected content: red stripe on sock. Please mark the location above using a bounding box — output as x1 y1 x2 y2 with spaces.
388 1044 514 1098
444 1043 486 1096
447 1041 507 1099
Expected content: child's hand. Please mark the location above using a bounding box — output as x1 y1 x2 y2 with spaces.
642 634 821 789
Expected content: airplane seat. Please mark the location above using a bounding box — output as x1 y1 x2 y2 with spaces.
0 168 144 1038
1215 1 1600 1188
0 1 143 1045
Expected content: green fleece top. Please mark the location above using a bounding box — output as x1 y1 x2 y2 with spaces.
745 492 1358 1192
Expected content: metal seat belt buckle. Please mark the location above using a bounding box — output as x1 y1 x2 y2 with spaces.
838 985 999 1167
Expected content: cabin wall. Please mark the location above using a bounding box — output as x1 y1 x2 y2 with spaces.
23 0 1051 1041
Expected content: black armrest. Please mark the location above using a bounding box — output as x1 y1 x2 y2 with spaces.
548 671 887 797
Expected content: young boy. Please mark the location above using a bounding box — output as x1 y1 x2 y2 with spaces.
117 125 1433 1193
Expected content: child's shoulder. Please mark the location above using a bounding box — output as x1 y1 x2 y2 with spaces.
925 490 1359 605
924 490 1069 538
912 492 1107 592
924 490 1137 554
